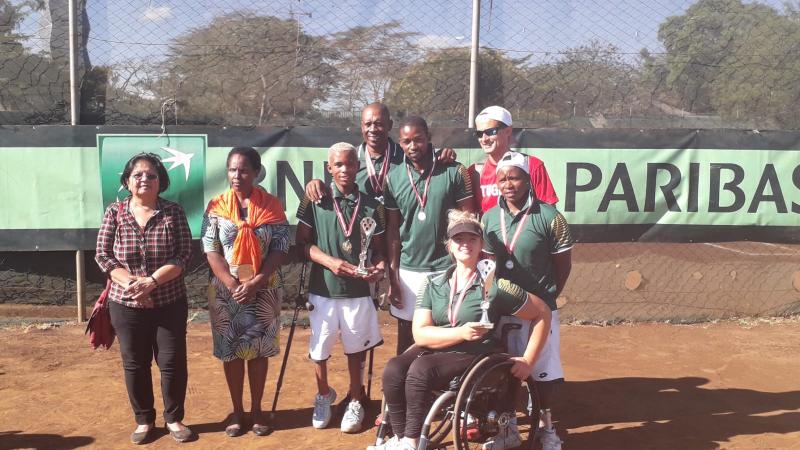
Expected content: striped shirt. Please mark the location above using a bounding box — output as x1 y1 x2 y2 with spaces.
95 196 192 308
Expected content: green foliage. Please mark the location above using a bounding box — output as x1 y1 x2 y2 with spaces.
386 47 533 123
654 0 800 127
153 13 338 125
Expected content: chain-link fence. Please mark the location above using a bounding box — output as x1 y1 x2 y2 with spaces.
3 244 799 323
3 0 800 322
2 0 799 128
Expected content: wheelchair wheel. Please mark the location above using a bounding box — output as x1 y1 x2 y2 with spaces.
452 355 540 450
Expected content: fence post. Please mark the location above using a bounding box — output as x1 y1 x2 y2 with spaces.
76 251 86 322
468 0 481 128
68 0 86 321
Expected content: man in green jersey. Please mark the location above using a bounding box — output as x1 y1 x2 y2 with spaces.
304 103 456 204
383 116 477 354
295 143 386 433
481 151 573 450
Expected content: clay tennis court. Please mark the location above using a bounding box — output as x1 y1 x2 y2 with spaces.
1 308 798 450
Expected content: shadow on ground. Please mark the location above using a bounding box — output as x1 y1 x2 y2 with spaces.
561 377 800 449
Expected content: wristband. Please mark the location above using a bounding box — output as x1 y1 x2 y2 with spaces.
150 276 159 286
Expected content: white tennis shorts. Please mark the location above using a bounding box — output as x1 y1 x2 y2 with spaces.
307 294 383 361
391 268 447 322
497 310 564 382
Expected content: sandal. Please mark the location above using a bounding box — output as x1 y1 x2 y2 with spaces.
251 411 272 436
225 414 245 438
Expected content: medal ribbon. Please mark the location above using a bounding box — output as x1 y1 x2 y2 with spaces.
448 271 478 327
499 204 531 255
365 142 391 194
405 149 437 209
331 184 362 239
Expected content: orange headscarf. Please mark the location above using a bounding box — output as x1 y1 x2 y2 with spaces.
206 187 286 274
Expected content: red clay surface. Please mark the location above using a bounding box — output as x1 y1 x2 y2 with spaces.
0 311 799 450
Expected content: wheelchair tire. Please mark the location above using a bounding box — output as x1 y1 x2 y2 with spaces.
452 355 540 450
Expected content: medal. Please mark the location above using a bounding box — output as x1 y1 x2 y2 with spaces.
448 271 478 327
405 150 436 222
331 183 362 255
364 142 391 195
500 200 531 267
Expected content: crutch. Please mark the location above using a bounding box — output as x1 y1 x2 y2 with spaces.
365 278 380 400
270 262 309 419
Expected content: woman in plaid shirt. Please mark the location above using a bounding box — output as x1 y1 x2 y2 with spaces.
95 153 194 444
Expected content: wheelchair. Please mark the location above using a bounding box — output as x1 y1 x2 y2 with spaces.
374 324 541 450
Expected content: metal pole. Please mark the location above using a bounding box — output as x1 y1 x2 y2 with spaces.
68 0 85 321
68 0 79 125
76 250 86 322
468 0 481 128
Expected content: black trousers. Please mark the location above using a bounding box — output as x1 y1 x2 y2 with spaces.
382 347 477 439
109 300 188 425
396 318 414 355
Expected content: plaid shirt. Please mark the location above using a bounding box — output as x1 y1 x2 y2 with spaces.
95 196 193 308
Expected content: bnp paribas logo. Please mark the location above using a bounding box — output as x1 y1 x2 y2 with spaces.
98 134 206 237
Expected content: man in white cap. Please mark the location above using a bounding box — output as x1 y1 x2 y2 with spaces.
471 106 558 212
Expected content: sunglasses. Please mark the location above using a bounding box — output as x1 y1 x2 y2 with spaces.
131 172 159 181
475 124 507 138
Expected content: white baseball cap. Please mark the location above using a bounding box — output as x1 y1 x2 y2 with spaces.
476 106 513 127
495 151 529 174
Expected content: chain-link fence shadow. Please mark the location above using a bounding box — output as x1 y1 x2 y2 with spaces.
3 243 799 323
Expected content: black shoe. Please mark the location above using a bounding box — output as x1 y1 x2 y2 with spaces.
130 424 154 445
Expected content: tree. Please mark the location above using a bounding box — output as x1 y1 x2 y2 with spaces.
524 41 644 122
152 13 337 125
656 0 778 113
328 21 419 112
386 47 533 123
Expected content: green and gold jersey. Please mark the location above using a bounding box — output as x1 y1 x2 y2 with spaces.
296 183 386 299
417 266 527 354
481 197 573 310
384 152 473 272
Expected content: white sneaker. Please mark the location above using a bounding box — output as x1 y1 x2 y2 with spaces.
366 436 415 450
341 399 365 433
539 428 563 450
482 417 523 450
312 388 337 429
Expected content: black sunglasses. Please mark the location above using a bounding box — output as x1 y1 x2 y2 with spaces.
475 124 508 138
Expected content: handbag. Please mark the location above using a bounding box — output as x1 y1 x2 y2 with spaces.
86 279 116 350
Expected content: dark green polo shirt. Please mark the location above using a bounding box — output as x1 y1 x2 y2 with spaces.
481 197 574 310
356 139 404 203
383 151 473 272
296 183 386 299
416 266 527 354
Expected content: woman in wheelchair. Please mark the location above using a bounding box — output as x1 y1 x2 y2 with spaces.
368 210 551 450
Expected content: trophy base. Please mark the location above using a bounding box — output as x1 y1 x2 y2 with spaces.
356 268 369 276
477 322 494 329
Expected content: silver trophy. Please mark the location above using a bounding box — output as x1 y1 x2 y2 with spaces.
476 259 496 328
356 217 377 275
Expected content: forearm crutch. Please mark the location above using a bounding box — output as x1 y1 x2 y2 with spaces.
270 261 308 419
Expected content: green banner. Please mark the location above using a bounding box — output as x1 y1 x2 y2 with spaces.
1 126 799 249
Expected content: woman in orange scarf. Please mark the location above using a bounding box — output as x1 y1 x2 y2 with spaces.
201 147 289 437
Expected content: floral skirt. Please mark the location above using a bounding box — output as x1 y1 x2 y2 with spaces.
209 277 281 362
